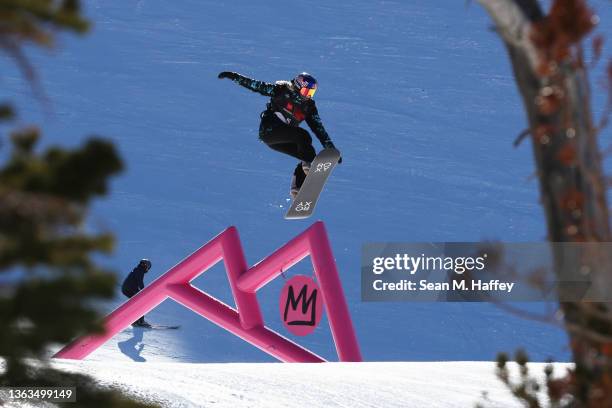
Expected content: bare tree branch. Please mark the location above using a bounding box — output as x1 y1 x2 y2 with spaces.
478 0 542 71
513 128 531 147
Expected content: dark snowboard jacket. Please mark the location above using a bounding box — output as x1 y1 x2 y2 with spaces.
121 265 147 296
228 73 333 146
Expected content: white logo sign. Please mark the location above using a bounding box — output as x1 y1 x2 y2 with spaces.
315 162 332 173
295 201 312 212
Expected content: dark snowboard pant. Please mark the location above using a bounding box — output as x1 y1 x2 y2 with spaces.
260 125 316 189
122 287 145 325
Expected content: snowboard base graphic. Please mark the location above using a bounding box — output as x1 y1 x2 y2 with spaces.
285 148 340 220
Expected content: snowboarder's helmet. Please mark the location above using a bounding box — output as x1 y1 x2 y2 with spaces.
292 72 317 98
139 259 152 272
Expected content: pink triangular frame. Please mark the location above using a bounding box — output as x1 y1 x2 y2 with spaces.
55 221 361 362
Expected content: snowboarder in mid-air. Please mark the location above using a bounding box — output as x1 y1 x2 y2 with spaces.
121 259 152 328
218 71 341 198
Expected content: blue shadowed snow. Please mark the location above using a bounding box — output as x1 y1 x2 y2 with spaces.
2 0 611 363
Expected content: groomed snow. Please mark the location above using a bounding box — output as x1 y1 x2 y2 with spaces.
51 360 571 408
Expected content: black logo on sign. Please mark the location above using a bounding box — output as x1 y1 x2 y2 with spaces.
283 284 318 326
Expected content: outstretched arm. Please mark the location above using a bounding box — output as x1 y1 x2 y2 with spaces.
218 71 275 96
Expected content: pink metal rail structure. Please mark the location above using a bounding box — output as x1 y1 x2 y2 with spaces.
54 221 361 362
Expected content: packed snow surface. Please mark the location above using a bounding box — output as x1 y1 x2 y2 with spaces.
51 360 571 408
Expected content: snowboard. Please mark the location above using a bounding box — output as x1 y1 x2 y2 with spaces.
148 324 180 330
285 148 340 220
133 324 180 330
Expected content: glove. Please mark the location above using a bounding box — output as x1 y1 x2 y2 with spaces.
218 71 238 80
323 141 342 164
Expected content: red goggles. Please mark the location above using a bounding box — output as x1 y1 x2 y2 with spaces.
299 86 317 98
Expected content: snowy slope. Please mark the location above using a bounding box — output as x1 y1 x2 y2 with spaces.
50 360 571 408
2 1 611 363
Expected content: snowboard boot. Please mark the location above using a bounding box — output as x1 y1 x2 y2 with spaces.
290 173 299 200
301 161 311 176
132 317 151 328
290 162 308 200
132 321 152 328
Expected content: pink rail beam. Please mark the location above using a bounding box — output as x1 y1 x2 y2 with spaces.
167 284 323 362
238 222 361 362
55 226 262 360
54 221 361 362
